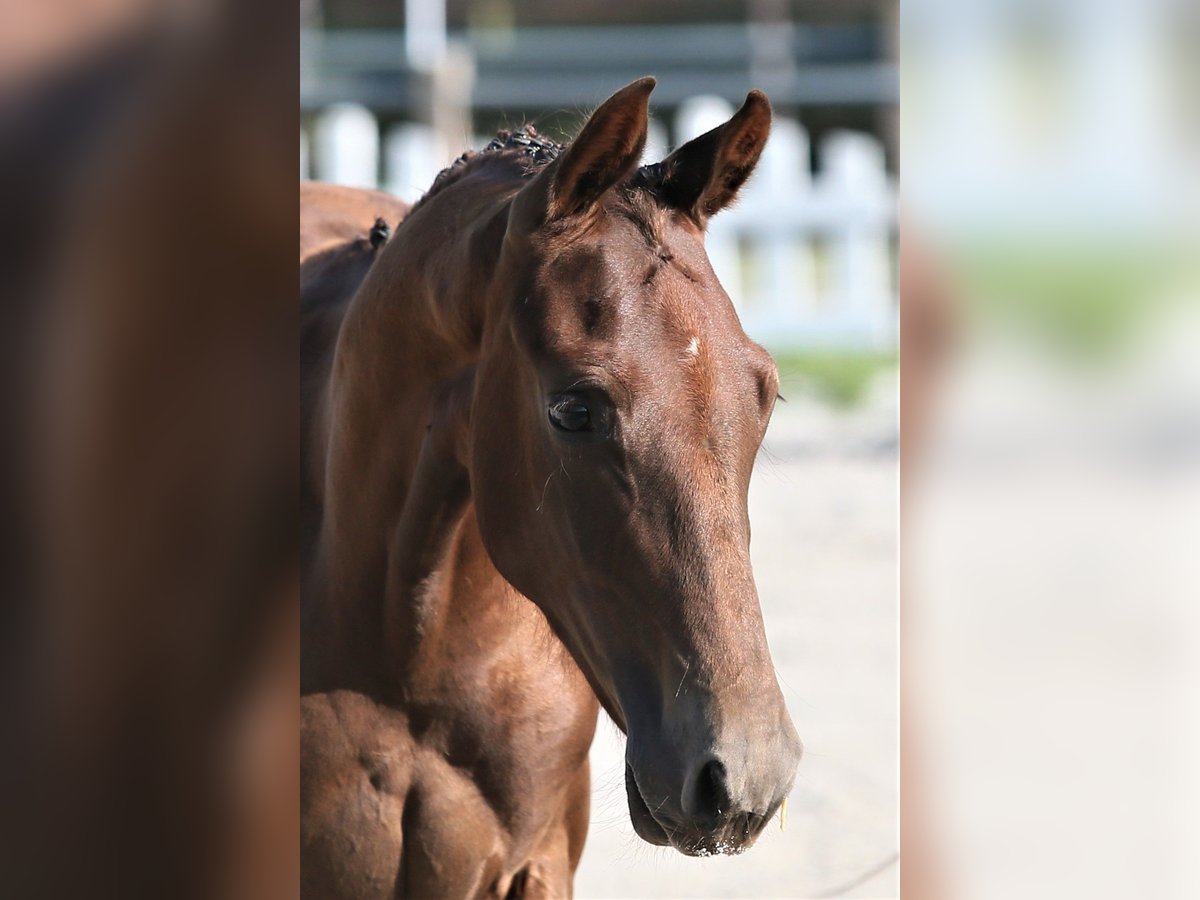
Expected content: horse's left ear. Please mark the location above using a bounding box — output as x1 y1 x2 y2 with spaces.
547 77 656 220
650 90 772 226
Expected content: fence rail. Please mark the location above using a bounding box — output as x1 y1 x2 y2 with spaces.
301 25 897 112
301 99 897 349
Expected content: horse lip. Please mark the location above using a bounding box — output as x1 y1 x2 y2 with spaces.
668 811 764 858
681 810 766 857
624 763 670 846
624 764 772 857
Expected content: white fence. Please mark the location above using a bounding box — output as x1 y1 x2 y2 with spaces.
301 99 897 349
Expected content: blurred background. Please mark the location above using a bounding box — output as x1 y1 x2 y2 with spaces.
902 0 1200 898
301 1 899 897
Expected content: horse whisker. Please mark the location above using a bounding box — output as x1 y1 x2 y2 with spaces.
674 660 690 698
536 469 556 512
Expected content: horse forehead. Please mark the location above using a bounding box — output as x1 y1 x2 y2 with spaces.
542 226 654 287
533 219 745 367
532 236 661 334
542 197 683 276
540 243 615 295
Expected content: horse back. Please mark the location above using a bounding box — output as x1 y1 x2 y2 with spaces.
300 180 410 263
300 183 410 561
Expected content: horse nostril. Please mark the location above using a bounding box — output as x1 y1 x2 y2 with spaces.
690 758 732 820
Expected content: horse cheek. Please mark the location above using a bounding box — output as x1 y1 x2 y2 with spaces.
467 404 536 594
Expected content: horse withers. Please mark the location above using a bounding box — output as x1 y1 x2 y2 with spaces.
301 77 802 897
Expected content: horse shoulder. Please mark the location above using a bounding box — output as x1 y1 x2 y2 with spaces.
300 689 514 899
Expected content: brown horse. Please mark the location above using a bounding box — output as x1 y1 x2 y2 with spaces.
301 77 802 898
300 180 410 263
301 182 410 561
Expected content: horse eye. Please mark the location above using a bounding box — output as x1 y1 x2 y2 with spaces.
548 394 592 432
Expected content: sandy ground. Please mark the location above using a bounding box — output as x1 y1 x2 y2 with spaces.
574 379 899 899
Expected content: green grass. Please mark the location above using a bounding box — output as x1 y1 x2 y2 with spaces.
769 349 898 409
954 241 1196 362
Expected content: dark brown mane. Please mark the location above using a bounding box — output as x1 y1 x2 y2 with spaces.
412 124 565 213
412 124 672 251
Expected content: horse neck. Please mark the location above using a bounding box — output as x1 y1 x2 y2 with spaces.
350 179 514 373
311 172 521 692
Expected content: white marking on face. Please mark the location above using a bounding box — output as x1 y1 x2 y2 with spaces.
685 336 700 356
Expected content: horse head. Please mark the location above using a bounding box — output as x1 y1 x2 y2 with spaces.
470 78 801 856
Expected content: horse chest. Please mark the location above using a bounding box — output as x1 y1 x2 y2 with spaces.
302 659 595 898
302 546 597 898
404 573 599 835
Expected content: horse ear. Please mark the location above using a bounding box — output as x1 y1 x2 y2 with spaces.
651 90 771 226
547 77 656 220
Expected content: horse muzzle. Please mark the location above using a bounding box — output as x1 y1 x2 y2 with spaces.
624 717 802 856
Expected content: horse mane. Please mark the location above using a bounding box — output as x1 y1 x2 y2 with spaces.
411 125 565 213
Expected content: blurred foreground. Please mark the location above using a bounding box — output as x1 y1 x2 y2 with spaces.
0 2 298 898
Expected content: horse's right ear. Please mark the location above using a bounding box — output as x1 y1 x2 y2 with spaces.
546 77 656 220
647 90 772 226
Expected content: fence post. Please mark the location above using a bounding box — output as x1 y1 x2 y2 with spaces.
743 116 813 338
819 130 893 346
314 103 380 188
643 116 669 166
384 124 449 204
